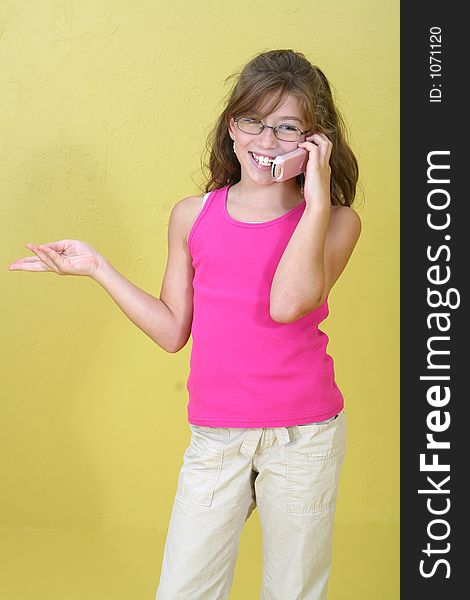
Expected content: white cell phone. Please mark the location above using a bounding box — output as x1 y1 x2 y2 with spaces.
271 148 309 181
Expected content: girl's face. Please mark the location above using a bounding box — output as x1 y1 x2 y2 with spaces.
228 93 309 187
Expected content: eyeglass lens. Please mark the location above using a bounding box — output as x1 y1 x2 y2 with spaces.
236 118 301 141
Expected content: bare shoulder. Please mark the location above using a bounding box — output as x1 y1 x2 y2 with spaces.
170 195 205 246
330 205 362 239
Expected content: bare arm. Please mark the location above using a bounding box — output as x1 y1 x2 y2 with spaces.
92 256 179 352
9 196 197 353
270 204 361 323
270 133 361 323
93 197 195 352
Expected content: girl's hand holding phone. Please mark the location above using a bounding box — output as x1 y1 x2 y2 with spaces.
8 239 102 278
297 132 333 211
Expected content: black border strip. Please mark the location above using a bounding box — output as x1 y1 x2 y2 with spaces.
400 3 466 597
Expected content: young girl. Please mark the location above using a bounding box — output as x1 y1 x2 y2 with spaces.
9 49 361 599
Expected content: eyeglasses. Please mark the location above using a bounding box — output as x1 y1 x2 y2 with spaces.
233 117 310 142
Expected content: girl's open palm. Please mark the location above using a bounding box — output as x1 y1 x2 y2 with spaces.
8 240 101 278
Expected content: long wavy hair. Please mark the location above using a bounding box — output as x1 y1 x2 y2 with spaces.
201 49 359 207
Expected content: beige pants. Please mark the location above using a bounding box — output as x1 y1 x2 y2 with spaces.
156 410 347 600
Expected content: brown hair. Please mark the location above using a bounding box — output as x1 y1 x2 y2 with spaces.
201 49 359 207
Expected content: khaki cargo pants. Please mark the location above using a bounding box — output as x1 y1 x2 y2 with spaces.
156 409 347 600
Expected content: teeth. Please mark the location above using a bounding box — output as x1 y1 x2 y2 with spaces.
252 152 273 165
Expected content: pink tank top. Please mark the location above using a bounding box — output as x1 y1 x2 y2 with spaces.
186 184 344 427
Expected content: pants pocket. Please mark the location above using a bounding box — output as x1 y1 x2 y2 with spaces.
175 427 225 507
286 413 347 514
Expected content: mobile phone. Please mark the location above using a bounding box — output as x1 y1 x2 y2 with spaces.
271 147 309 181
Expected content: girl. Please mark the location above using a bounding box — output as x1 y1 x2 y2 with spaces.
9 49 361 599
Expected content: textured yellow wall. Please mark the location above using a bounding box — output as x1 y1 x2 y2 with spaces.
1 1 399 598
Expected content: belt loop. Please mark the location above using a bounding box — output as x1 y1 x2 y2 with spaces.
239 429 263 459
273 427 291 446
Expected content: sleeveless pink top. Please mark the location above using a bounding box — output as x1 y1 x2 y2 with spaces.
186 184 344 427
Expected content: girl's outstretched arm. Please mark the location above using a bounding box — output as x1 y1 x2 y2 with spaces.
92 197 196 352
92 255 181 352
8 198 196 353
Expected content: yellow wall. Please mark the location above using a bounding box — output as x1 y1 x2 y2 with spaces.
1 1 399 598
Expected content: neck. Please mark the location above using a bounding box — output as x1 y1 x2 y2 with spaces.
231 176 304 209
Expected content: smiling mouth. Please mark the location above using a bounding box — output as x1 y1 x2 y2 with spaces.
249 151 276 167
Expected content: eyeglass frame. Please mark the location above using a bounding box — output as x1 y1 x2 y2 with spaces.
232 116 311 142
